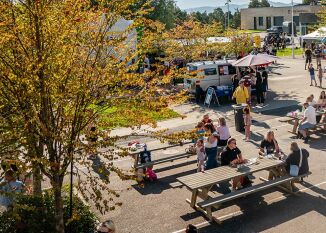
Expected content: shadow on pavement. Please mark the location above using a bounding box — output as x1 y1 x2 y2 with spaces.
194 190 326 233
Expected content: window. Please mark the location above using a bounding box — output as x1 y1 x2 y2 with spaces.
218 65 236 75
187 65 197 72
204 68 217 76
259 17 264 26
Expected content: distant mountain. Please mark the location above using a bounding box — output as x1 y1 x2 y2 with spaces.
184 1 300 14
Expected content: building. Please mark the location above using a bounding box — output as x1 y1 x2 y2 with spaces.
241 4 322 34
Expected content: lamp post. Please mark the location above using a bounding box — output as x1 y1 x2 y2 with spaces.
225 0 231 29
291 0 295 59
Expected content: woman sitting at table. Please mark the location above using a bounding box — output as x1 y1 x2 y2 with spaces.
316 91 326 108
220 138 248 191
259 131 281 156
203 123 219 170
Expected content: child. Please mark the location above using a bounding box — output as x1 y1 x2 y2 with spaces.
196 139 206 172
243 106 252 141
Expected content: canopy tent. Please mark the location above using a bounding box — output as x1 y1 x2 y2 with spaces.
232 54 278 67
302 27 326 40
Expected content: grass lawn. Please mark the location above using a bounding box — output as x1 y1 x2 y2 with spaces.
276 48 303 57
240 29 265 34
92 104 181 129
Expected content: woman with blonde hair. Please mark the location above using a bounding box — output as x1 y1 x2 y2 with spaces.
215 117 231 146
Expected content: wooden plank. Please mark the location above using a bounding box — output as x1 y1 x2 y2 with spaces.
135 152 194 169
198 176 295 208
179 159 285 190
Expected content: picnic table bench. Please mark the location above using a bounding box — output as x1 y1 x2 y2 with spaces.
280 110 326 135
129 141 194 169
197 172 311 223
177 157 311 223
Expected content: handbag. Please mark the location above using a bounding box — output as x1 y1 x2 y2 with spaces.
289 149 303 177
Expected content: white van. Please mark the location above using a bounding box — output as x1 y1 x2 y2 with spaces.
184 60 236 93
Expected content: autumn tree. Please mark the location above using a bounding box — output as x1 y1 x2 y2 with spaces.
0 0 186 232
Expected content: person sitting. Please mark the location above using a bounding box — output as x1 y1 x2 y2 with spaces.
298 102 317 142
201 114 212 124
316 91 326 108
0 170 24 209
285 142 310 189
215 117 231 146
232 80 249 104
203 124 218 170
220 138 247 191
285 142 309 176
259 131 281 156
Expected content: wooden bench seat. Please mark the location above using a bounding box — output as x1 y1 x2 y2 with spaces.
135 152 194 169
197 172 311 222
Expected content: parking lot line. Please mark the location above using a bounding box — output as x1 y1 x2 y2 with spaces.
171 181 326 233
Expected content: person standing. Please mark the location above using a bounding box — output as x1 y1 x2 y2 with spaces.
255 71 264 105
196 140 206 172
203 124 218 170
243 107 252 141
215 117 231 146
315 46 322 66
0 170 24 209
305 47 312 70
308 64 318 87
317 64 323 88
261 67 268 100
232 80 249 104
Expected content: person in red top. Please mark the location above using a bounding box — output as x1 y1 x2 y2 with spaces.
201 114 212 124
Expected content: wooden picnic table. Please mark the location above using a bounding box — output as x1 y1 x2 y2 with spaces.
177 157 285 208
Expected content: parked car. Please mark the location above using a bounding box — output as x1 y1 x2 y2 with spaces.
183 60 236 94
267 26 283 34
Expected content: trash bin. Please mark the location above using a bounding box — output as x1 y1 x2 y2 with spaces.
232 104 246 132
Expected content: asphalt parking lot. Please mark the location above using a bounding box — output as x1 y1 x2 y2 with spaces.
86 57 326 233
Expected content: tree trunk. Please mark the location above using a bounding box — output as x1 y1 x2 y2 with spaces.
32 164 42 195
53 178 65 233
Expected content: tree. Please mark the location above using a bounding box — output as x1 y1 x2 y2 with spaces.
208 8 225 26
231 9 241 29
261 0 271 7
249 0 270 8
0 1 186 232
161 19 224 61
148 0 178 29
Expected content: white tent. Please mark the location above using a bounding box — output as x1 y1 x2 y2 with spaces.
302 27 326 40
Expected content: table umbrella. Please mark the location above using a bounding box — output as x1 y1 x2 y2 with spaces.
232 54 278 67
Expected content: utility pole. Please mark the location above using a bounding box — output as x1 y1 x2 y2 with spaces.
291 0 295 59
225 0 231 29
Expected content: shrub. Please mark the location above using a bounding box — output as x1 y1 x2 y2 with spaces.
0 188 98 233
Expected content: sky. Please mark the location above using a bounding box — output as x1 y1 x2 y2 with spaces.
175 0 294 9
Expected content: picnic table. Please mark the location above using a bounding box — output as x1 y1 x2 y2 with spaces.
178 157 283 208
281 108 325 134
177 157 310 223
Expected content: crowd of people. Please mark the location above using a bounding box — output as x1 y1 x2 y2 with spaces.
231 66 269 106
193 113 310 193
304 43 324 88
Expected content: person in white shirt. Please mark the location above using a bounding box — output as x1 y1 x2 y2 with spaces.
298 102 317 142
